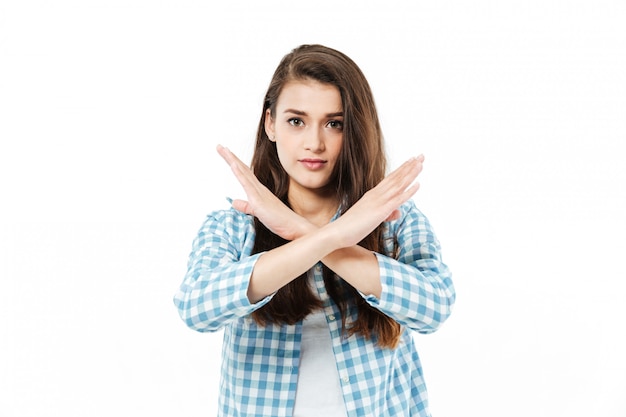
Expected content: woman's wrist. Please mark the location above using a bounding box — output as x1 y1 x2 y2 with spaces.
288 215 319 240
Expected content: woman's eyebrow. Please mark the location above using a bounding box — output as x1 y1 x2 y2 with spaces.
283 108 307 115
283 109 344 118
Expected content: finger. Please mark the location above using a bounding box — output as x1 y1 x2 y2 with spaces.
384 209 401 222
231 199 254 215
218 146 261 193
216 144 234 164
383 156 424 187
392 155 424 173
394 162 421 190
230 161 259 195
217 144 248 171
377 160 422 199
381 169 423 209
399 156 424 179
396 156 424 188
400 182 421 202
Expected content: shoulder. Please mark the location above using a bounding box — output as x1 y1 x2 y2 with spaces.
385 200 436 242
196 208 255 242
204 207 253 224
396 200 430 226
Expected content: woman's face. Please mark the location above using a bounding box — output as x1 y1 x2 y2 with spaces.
265 79 344 199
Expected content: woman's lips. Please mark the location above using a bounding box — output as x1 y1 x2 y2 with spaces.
299 159 327 170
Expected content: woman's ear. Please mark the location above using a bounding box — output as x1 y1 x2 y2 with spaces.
264 109 276 142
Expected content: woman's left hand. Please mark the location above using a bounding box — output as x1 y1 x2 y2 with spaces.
330 155 424 249
216 145 308 241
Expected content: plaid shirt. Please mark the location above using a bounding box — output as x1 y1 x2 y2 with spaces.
174 200 455 417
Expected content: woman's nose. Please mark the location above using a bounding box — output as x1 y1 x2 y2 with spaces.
303 127 324 152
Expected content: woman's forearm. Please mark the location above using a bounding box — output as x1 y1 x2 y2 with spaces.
247 223 339 303
321 246 382 298
286 220 383 299
247 217 384 303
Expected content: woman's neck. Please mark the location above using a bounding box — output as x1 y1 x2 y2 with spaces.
288 189 339 228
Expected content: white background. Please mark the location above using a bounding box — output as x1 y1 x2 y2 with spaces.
1 1 625 416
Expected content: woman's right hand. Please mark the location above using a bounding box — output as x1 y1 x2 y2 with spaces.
216 144 312 241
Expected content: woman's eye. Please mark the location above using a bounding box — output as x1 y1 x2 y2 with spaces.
328 120 343 130
288 118 304 127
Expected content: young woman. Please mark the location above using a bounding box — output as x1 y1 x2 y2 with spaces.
174 44 455 417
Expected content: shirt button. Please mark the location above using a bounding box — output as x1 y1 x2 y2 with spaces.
315 264 322 272
328 314 335 321
342 376 350 383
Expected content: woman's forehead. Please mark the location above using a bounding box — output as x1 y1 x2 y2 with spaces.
276 80 343 115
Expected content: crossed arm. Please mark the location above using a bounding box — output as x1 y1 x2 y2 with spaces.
216 145 425 303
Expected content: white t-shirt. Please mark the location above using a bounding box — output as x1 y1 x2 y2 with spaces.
292 308 348 417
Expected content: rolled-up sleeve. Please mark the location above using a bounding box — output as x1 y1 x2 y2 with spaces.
173 210 272 332
363 201 455 334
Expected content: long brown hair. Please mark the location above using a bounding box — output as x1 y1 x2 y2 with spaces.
250 44 401 348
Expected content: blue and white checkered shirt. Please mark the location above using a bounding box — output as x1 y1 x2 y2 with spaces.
174 200 455 417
